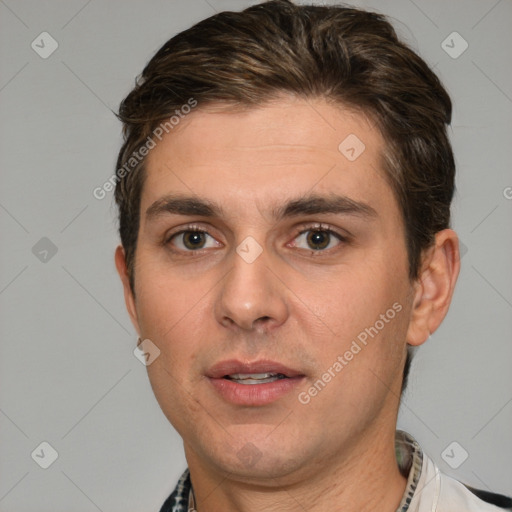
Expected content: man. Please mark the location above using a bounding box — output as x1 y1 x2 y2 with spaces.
113 1 511 510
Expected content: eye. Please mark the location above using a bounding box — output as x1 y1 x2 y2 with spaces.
292 228 344 251
168 230 220 251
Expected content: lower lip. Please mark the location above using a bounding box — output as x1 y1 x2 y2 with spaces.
208 376 304 406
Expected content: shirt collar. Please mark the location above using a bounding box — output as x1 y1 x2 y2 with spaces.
395 430 424 511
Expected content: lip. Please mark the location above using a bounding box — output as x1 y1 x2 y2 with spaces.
206 359 305 406
207 359 303 379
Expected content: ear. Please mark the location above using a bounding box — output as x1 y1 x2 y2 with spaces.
406 229 460 346
115 245 141 336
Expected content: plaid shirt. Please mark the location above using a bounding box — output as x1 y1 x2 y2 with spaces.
159 431 511 512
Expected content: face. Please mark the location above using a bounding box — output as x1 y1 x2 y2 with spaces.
119 96 420 482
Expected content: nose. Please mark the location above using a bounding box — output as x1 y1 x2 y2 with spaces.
215 245 289 332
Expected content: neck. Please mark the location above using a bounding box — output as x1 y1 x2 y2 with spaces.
185 423 407 512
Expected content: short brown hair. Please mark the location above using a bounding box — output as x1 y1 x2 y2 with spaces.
115 0 454 290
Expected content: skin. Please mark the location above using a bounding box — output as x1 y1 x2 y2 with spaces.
116 96 460 512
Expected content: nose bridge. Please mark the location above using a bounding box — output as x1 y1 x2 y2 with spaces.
216 239 288 330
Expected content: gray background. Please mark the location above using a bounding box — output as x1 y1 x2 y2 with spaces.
1 0 511 510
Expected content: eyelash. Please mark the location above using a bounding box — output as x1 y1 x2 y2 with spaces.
163 225 213 250
290 223 348 253
163 223 349 255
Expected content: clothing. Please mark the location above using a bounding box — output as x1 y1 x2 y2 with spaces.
160 431 511 512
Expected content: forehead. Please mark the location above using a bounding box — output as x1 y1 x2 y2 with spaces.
142 96 397 220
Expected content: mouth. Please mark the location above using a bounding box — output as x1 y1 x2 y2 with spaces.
206 359 305 406
223 372 289 385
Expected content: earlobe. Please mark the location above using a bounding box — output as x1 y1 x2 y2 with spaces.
114 245 141 335
406 229 461 347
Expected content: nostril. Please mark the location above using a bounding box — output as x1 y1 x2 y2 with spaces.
256 316 272 323
251 316 274 331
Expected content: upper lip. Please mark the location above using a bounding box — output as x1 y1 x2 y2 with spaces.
206 359 304 379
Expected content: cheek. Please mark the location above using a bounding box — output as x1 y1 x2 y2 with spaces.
298 266 401 336
139 285 213 428
134 260 212 339
133 263 220 401
296 259 411 390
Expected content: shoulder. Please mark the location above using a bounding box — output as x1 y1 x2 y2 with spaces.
464 485 512 510
408 443 511 512
437 468 511 511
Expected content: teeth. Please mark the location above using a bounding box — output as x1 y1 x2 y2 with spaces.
226 373 286 385
229 373 278 379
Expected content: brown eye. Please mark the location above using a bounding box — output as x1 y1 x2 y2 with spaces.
306 230 331 250
182 231 207 249
293 228 343 252
169 230 219 251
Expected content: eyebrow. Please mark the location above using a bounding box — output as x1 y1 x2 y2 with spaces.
144 193 377 222
277 195 377 219
145 195 221 220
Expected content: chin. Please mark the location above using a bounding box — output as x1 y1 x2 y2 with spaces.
192 429 315 484
216 450 306 483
